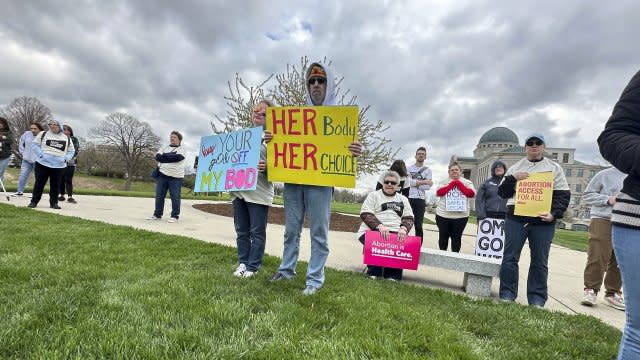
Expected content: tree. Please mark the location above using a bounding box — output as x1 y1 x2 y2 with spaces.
92 112 160 190
1 96 54 159
211 56 398 175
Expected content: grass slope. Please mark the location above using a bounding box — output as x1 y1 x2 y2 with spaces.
0 204 619 359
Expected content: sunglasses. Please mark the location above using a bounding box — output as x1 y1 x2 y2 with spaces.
253 111 266 117
308 78 326 85
526 139 543 146
383 180 398 186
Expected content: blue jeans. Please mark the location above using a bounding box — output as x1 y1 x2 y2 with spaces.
17 160 35 193
0 157 10 182
612 225 640 359
499 217 555 306
153 174 183 219
278 184 332 288
233 197 269 272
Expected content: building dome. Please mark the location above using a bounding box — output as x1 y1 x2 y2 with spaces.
478 127 519 145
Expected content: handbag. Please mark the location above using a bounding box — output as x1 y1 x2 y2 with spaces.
151 167 160 178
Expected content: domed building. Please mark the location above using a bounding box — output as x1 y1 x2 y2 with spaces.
456 126 607 226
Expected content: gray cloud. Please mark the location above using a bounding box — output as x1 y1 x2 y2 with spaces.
1 0 639 185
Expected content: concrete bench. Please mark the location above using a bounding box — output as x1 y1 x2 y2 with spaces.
419 248 502 297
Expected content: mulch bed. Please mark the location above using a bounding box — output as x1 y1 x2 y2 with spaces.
192 203 361 233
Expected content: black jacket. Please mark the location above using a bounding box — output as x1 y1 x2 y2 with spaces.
598 69 640 201
475 160 508 219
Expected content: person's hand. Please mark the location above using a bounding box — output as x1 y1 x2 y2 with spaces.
539 212 554 222
513 172 529 181
257 159 266 172
377 224 390 241
398 226 407 242
608 196 617 206
348 141 363 157
263 131 273 144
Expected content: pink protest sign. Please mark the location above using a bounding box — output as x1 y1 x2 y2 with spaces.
363 230 421 270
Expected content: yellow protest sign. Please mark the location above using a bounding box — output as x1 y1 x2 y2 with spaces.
266 106 358 188
514 171 554 217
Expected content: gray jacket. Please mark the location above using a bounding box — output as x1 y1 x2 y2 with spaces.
582 167 626 220
475 160 508 219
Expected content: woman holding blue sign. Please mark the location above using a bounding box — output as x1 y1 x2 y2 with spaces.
435 162 476 252
358 170 414 281
231 99 275 278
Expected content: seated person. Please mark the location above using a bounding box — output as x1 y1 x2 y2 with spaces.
358 170 415 281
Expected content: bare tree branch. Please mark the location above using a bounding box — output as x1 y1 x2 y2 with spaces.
1 96 54 160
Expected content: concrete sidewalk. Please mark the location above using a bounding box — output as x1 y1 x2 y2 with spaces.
3 194 625 330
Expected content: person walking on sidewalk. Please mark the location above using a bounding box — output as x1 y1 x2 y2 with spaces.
14 122 43 196
598 69 640 359
29 119 75 209
580 167 626 310
148 131 185 223
231 99 275 279
266 62 362 296
407 147 433 243
58 124 80 204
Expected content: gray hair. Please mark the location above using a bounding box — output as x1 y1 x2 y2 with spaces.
383 170 400 184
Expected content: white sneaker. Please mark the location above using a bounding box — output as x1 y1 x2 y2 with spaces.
302 285 319 296
604 293 625 311
168 217 178 223
242 270 257 278
581 288 597 306
146 216 161 220
233 264 246 277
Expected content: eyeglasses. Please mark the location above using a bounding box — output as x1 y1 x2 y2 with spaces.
308 78 326 85
526 139 543 146
48 122 58 126
253 111 266 117
383 180 398 185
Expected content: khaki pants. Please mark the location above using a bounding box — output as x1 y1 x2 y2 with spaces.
583 218 622 297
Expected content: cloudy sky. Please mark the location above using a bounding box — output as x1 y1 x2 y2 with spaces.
1 0 638 189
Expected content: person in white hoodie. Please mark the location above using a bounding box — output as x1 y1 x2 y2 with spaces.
28 119 75 209
14 122 44 196
265 62 362 295
580 167 627 310
147 131 185 223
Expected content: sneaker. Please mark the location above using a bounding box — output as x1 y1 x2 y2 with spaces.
604 293 625 311
146 216 161 220
12 192 23 197
168 217 178 223
58 196 66 201
270 272 293 282
581 288 597 306
27 202 36 208
233 264 247 277
302 285 319 296
50 204 61 209
67 197 77 204
369 275 378 280
242 270 257 278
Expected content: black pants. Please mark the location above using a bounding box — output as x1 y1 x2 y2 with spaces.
409 198 426 243
358 234 403 281
32 162 65 206
59 165 75 197
435 215 468 252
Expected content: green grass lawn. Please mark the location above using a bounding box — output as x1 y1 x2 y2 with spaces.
0 203 620 359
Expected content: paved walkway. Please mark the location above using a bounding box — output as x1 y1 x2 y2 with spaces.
2 194 625 330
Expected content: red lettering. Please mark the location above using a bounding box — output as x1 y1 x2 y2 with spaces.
271 109 286 134
288 143 301 169
273 143 287 168
287 109 301 135
303 143 318 170
303 108 317 135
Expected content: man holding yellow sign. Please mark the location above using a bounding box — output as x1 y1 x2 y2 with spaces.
264 62 362 296
497 133 570 307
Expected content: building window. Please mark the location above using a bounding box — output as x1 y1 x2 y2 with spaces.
565 168 572 177
552 152 558 160
590 170 596 177
576 184 582 192
562 153 569 163
577 169 584 177
585 208 591 218
573 209 579 217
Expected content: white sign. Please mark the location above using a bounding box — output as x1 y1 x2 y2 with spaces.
445 188 467 212
475 217 505 260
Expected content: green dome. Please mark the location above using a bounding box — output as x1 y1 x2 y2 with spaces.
479 127 519 144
